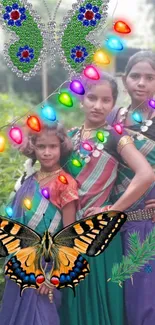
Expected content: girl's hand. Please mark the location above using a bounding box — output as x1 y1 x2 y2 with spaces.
145 200 155 223
145 199 155 209
38 283 51 295
84 206 111 217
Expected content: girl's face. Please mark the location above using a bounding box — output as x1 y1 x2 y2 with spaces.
33 130 61 171
82 81 114 126
124 61 155 104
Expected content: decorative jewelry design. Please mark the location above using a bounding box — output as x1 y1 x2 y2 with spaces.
57 0 109 76
37 169 62 183
119 107 153 140
72 126 109 163
1 0 49 80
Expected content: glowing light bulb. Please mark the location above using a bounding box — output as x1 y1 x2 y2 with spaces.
27 116 41 132
41 188 50 200
82 142 93 151
58 92 73 107
93 50 110 66
42 105 56 121
106 36 124 51
0 135 5 152
132 112 142 123
70 80 85 95
114 124 123 134
9 127 23 144
96 131 104 142
83 65 100 80
23 198 32 210
5 206 13 217
58 175 68 184
72 159 82 167
148 99 155 109
114 21 131 34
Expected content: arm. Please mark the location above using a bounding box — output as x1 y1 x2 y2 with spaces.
62 200 77 227
110 142 155 211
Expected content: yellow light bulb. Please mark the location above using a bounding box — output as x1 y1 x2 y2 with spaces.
93 50 110 66
0 135 5 152
23 198 32 210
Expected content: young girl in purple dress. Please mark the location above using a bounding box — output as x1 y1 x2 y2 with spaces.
0 122 78 325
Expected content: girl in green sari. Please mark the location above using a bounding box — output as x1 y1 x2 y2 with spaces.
59 72 154 325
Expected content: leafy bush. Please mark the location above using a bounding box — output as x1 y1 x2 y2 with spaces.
0 92 36 298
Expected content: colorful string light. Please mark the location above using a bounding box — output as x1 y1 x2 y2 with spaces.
42 105 56 121
72 159 82 167
41 188 50 200
132 112 142 123
23 198 32 210
93 49 110 66
0 135 6 152
148 99 155 109
9 127 23 144
58 175 68 184
106 36 124 52
96 131 104 142
58 92 73 107
27 115 41 132
83 65 100 80
114 124 123 134
113 21 131 34
70 80 85 95
5 206 13 217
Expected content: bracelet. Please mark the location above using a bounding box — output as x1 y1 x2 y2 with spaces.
117 135 133 154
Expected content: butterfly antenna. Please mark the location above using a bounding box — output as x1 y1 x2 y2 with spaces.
42 213 48 231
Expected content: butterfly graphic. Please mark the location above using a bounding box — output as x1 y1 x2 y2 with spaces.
1 0 109 79
0 211 127 295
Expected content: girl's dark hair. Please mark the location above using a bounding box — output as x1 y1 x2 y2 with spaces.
21 122 72 162
81 70 118 104
125 50 155 76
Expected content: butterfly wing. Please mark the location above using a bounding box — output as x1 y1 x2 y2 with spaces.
5 247 45 294
50 247 89 291
58 0 109 74
0 216 44 293
1 0 49 79
50 211 127 291
0 216 41 257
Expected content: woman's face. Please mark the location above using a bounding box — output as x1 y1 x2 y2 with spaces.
124 61 155 104
82 81 114 126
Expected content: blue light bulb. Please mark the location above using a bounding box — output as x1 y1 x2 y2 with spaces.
42 105 56 121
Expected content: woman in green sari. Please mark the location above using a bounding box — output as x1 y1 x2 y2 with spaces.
59 72 154 325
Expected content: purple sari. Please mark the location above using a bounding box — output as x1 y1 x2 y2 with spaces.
0 175 62 325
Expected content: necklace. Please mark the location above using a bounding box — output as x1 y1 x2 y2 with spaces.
37 169 61 183
72 125 110 163
119 106 153 140
81 123 107 140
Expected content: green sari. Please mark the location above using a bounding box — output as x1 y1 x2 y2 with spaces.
60 127 125 325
